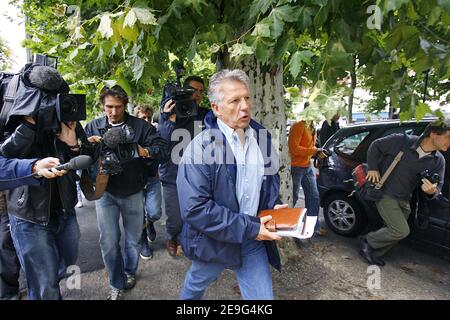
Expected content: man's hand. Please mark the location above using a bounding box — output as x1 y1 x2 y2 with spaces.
366 170 381 183
315 148 328 160
33 157 67 179
163 99 176 122
87 135 102 144
137 144 150 158
58 122 78 146
256 215 282 241
24 116 35 125
256 203 287 242
421 178 437 196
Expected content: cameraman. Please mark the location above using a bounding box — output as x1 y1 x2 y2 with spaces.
85 85 167 300
0 116 89 300
158 75 209 257
360 119 449 266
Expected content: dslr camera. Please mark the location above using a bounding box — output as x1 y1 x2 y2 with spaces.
161 63 197 118
99 125 140 176
419 170 440 184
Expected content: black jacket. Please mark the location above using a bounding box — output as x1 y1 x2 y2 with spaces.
158 107 208 186
85 113 168 198
0 121 90 225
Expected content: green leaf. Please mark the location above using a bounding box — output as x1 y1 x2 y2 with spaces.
98 13 113 39
124 10 137 28
289 50 314 78
415 102 432 121
229 43 254 59
249 0 274 19
251 20 271 38
187 35 197 60
132 6 158 25
298 6 314 30
269 5 298 38
255 39 269 64
427 6 442 26
384 0 409 13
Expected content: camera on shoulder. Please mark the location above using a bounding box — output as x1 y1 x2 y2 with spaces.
161 63 198 118
0 54 86 135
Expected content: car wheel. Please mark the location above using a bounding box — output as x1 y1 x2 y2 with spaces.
323 193 366 237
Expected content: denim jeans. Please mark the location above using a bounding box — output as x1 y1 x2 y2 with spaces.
180 240 273 300
0 214 20 299
162 184 182 241
291 165 320 230
95 191 144 290
8 210 80 300
145 177 162 222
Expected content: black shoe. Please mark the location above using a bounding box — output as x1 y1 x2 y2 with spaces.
372 255 385 267
125 274 136 290
359 236 377 265
146 221 156 242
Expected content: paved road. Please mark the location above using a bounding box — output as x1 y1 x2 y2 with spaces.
59 197 449 300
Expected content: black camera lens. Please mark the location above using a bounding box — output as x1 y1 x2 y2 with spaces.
60 95 78 116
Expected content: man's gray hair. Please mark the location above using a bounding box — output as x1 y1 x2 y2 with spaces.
208 69 250 106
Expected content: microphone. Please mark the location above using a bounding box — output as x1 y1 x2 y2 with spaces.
33 155 94 177
26 65 70 93
102 126 128 149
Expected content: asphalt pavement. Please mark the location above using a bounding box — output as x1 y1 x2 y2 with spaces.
58 196 449 300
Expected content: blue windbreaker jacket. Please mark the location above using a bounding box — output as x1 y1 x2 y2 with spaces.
176 111 282 270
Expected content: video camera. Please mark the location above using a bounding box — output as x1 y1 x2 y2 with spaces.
99 125 141 176
0 54 86 136
161 63 198 118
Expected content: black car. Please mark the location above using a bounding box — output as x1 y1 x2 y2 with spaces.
317 119 450 253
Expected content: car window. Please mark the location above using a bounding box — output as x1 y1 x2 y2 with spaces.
335 131 370 156
381 126 425 137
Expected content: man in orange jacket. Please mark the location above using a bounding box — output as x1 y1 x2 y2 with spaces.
288 118 328 235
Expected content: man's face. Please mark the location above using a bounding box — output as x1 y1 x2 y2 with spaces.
103 95 125 124
137 111 151 123
187 80 205 105
212 80 251 130
431 131 450 152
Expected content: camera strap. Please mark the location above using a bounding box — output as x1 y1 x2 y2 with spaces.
79 156 109 201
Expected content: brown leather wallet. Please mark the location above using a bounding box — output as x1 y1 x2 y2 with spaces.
258 208 305 232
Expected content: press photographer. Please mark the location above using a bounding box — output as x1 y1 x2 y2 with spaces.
0 56 94 300
85 85 168 300
359 119 450 266
158 67 209 257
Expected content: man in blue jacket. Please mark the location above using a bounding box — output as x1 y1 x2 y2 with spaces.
0 156 66 300
176 69 286 300
0 156 66 191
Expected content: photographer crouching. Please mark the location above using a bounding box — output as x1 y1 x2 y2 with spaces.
85 85 168 300
0 62 94 300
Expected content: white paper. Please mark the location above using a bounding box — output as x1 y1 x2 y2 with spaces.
276 215 317 239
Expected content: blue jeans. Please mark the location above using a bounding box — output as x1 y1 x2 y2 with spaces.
95 191 144 290
162 184 182 241
180 240 273 300
8 210 80 300
145 177 162 222
291 165 320 230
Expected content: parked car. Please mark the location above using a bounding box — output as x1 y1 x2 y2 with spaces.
317 119 450 253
